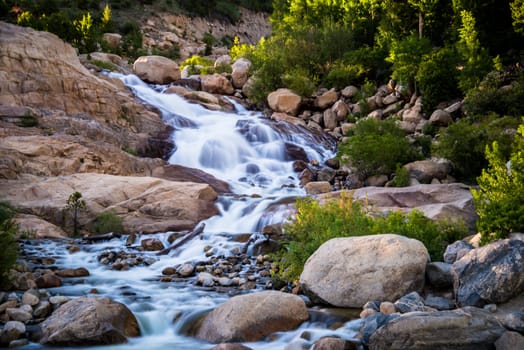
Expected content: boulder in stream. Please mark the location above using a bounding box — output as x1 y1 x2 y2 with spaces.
195 291 308 343
40 296 140 345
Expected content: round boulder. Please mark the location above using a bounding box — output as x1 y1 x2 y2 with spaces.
133 55 180 84
267 88 302 116
231 58 251 89
40 296 140 345
195 291 308 343
299 234 429 307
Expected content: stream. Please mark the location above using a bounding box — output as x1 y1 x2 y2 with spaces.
18 74 364 350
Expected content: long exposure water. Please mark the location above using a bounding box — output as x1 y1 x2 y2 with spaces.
19 74 363 350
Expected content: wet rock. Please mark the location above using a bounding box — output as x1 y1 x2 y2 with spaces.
55 267 90 278
317 168 336 183
424 295 455 311
48 296 69 306
35 273 62 288
497 312 524 333
21 290 39 307
452 239 524 307
141 238 165 251
33 301 52 319
315 89 338 109
177 263 195 277
211 343 253 350
313 337 358 350
133 55 180 84
8 338 29 348
394 292 432 313
7 271 37 291
379 302 396 315
196 291 308 343
444 240 474 264
231 58 251 89
368 307 506 350
201 74 235 95
197 272 215 287
40 296 140 345
425 262 453 289
6 307 32 323
495 331 524 350
0 300 17 314
360 313 399 346
1 321 25 345
300 234 429 307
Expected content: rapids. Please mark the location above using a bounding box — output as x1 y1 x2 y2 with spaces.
18 74 363 350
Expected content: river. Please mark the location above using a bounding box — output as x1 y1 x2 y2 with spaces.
19 74 363 350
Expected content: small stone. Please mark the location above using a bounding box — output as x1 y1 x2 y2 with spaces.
0 300 18 314
1 321 25 344
177 263 195 277
379 302 396 315
313 337 358 350
197 272 215 287
140 238 164 251
484 304 497 312
162 267 176 275
217 277 234 287
9 338 29 348
22 290 39 306
360 308 377 319
49 296 69 305
33 301 52 318
35 273 62 288
424 295 455 311
394 292 427 313
444 240 473 264
6 308 32 323
55 268 90 278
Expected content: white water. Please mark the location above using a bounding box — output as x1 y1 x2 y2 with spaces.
19 74 363 350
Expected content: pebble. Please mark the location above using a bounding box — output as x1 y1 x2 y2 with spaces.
49 295 69 305
379 301 396 315
6 307 32 323
1 321 25 343
21 290 39 306
33 301 52 318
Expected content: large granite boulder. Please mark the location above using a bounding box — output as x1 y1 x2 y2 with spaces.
451 239 524 307
201 73 235 95
299 234 429 307
404 159 451 184
40 297 140 345
368 307 506 350
267 89 302 116
0 173 218 234
133 55 181 84
195 291 308 343
231 58 251 89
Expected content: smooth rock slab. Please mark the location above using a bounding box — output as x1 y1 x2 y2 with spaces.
299 234 429 307
196 291 308 343
368 307 506 350
452 239 524 307
40 296 140 345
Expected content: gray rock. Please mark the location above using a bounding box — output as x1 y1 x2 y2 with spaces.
313 337 358 350
368 307 506 350
429 109 453 126
424 295 455 310
360 312 399 346
394 292 429 313
8 338 29 348
1 321 26 344
211 343 253 350
40 296 140 345
495 331 524 350
197 272 215 287
21 290 39 306
177 263 194 277
497 312 524 333
33 301 52 319
452 239 524 307
425 262 453 289
196 291 308 343
6 308 32 323
49 296 69 305
444 240 474 264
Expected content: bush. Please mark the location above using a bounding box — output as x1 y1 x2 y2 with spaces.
337 118 421 179
92 211 124 235
273 192 468 282
389 164 410 187
0 202 18 288
472 119 524 244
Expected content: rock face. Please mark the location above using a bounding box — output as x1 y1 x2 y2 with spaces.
0 21 167 151
195 291 308 343
133 55 181 84
368 307 506 350
267 89 302 116
299 234 429 307
451 239 524 307
349 183 478 232
0 173 218 234
40 296 140 345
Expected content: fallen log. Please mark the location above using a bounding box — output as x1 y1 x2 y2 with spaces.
82 232 122 242
156 222 205 255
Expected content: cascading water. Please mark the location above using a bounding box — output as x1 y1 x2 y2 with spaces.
20 74 363 350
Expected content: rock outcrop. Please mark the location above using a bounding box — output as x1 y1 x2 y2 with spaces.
0 173 218 234
40 296 140 345
195 291 308 343
451 239 524 307
299 234 429 307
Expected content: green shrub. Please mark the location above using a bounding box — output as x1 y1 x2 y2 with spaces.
273 192 468 282
416 47 461 113
91 60 117 71
472 119 524 244
0 202 18 288
92 211 124 235
337 118 421 179
152 45 181 60
389 164 410 187
202 32 216 56
282 67 316 97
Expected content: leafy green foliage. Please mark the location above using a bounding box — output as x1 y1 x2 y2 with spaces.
337 118 421 179
512 0 524 35
387 35 431 92
389 164 411 187
92 211 124 235
274 192 468 282
0 202 18 288
66 191 86 236
472 119 524 244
